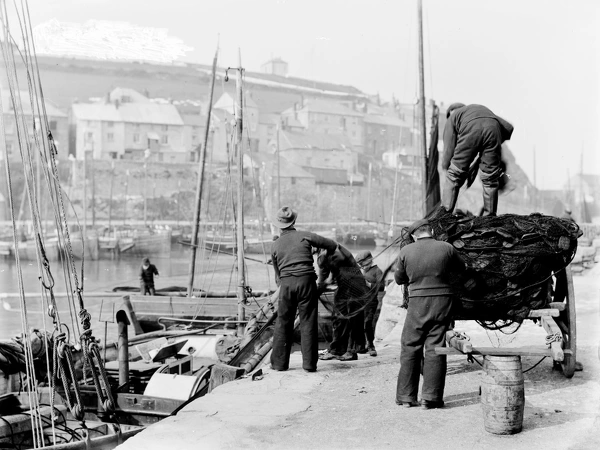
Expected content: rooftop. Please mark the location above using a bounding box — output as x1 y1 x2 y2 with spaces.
71 101 184 125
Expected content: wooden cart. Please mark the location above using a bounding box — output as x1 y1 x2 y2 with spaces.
436 265 577 378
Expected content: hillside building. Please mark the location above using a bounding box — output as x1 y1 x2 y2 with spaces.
0 89 68 161
69 88 190 162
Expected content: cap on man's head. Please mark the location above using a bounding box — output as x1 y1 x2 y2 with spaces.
355 250 373 266
273 206 297 229
446 102 466 118
408 218 431 235
143 258 150 264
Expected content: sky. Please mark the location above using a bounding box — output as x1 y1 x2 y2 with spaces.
21 0 600 189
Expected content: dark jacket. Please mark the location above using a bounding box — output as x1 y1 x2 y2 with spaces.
442 104 514 171
363 264 384 292
395 237 466 297
271 228 338 285
317 245 368 300
140 264 159 284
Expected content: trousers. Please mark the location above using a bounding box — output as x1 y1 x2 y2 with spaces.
140 282 155 296
396 295 453 403
329 294 365 355
270 274 319 371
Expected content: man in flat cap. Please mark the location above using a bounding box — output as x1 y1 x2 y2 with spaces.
394 219 466 409
442 103 514 216
270 206 338 372
317 244 369 361
353 250 384 357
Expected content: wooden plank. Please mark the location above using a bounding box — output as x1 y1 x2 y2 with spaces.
445 330 472 353
528 309 560 318
435 346 574 357
541 316 565 362
548 302 566 311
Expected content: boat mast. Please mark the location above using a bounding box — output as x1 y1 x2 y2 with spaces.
186 44 219 297
234 49 247 336
417 0 428 217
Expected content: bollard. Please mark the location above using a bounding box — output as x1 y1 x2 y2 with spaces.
116 310 130 389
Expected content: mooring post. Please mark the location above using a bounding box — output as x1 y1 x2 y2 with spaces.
116 310 130 389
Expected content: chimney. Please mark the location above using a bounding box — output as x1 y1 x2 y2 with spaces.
114 99 120 109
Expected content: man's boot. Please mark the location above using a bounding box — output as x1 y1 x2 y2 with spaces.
482 185 499 216
441 181 460 213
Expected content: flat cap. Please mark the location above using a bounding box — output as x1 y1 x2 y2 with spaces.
407 218 430 235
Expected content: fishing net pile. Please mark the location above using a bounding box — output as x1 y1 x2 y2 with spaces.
398 208 581 329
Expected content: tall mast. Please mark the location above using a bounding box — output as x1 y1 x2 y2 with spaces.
417 0 428 217
186 43 219 297
235 49 247 336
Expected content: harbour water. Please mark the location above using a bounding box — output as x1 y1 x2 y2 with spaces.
0 243 397 341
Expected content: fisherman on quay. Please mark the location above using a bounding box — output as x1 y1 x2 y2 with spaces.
318 244 369 362
140 257 159 295
395 219 466 409
270 206 338 373
353 250 384 357
442 103 514 216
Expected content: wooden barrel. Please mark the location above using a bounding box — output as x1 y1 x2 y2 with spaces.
481 355 524 435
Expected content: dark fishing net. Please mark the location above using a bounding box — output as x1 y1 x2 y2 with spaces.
397 207 582 330
317 253 381 320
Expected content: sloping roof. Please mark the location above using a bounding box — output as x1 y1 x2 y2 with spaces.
302 99 363 117
109 87 150 103
71 103 122 121
180 112 207 127
279 129 353 151
71 102 184 125
1 90 67 118
364 114 411 127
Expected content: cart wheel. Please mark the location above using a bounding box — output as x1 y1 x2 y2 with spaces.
559 266 577 378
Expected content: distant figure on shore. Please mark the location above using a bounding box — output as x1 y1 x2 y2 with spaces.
140 257 159 295
394 219 466 409
353 250 384 357
318 245 368 362
270 206 338 373
442 103 514 216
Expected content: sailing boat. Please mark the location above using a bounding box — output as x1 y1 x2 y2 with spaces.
109 48 280 395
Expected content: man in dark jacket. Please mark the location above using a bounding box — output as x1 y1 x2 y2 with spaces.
442 103 514 215
354 250 384 357
318 245 368 361
140 258 159 295
270 206 338 372
395 219 466 409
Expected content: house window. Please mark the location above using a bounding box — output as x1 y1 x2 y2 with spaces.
291 177 296 185
134 123 140 130
107 133 114 142
161 135 168 144
162 125 168 132
85 132 93 142
133 133 140 143
109 152 117 159
192 134 198 143
107 122 114 128
6 142 12 155
49 120 57 131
